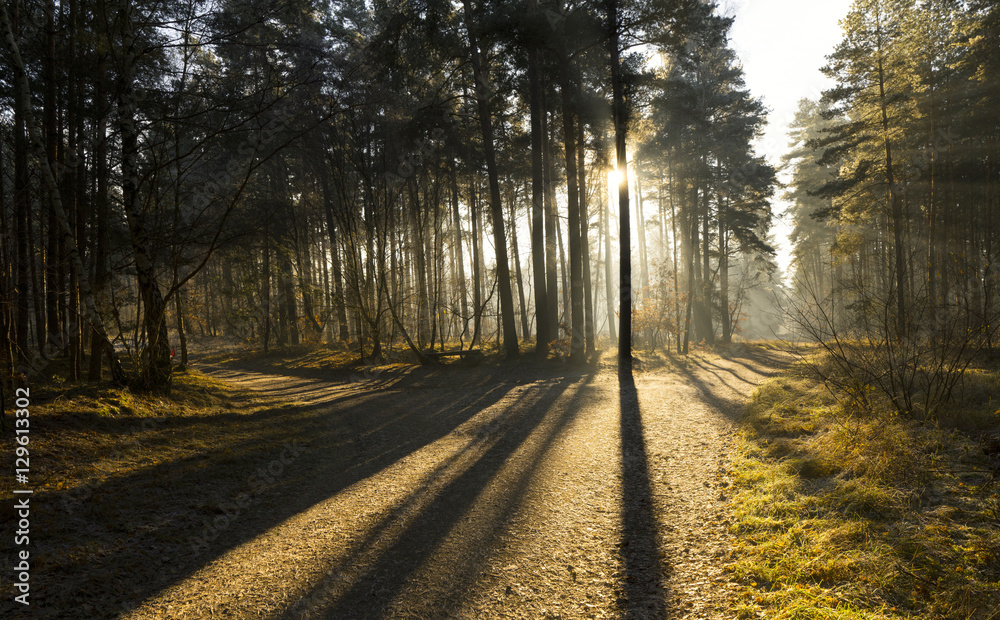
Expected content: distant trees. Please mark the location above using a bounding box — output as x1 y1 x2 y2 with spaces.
786 0 1000 417
637 7 776 352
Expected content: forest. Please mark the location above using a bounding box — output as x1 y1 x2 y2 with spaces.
0 0 786 390
1 0 999 618
2 0 993 389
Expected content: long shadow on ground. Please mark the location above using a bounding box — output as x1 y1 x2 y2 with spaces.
273 373 593 619
660 353 782 422
6 364 579 619
617 366 669 618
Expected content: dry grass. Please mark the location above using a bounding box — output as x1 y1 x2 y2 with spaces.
726 352 1000 619
0 367 303 616
0 368 257 496
198 339 518 371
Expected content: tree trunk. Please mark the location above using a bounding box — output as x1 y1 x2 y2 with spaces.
116 0 172 390
173 271 188 370
558 56 585 362
43 0 59 355
876 51 907 339
607 0 631 365
293 222 322 336
262 222 272 352
668 165 682 353
527 6 550 355
603 162 617 342
509 193 530 338
461 0 519 357
719 207 731 344
557 214 569 331
699 184 714 345
318 165 350 342
450 165 470 339
12 2 30 372
470 177 483 347
682 183 696 355
67 0 83 380
410 183 431 347
634 158 650 292
544 107 560 343
577 118 595 355
1 2 125 385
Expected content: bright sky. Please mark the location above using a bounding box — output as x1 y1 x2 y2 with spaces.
725 0 854 282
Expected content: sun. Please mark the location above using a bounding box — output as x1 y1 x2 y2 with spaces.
608 168 623 189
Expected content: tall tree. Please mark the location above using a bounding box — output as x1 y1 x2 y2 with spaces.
461 0 519 358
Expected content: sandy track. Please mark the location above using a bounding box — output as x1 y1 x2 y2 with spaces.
118 347 789 620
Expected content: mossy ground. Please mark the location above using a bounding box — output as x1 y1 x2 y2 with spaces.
726 352 1000 619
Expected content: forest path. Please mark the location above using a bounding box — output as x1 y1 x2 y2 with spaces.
125 346 790 620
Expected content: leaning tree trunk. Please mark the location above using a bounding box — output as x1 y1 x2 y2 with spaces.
1 2 126 385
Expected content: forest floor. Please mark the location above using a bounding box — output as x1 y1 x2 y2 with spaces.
1 341 791 619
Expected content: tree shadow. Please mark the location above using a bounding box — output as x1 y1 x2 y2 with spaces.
6 365 545 619
617 365 670 618
720 344 795 378
660 355 754 422
272 374 593 619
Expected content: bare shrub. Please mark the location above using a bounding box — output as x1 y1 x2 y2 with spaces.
783 267 999 421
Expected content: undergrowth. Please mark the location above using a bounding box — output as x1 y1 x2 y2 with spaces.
0 367 280 499
727 353 1000 619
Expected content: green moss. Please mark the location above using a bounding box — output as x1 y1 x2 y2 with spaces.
727 353 1000 619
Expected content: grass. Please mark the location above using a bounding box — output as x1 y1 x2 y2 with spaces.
0 366 286 501
0 365 310 609
726 353 1000 619
197 336 588 373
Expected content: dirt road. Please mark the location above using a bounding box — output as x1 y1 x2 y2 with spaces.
118 347 789 619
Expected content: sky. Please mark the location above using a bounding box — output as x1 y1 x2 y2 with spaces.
725 0 854 281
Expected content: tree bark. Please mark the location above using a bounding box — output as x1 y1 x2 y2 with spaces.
557 55 585 362
577 118 595 355
527 5 550 355
1 2 126 385
603 160 617 343
12 2 30 372
544 107 560 342
634 158 650 292
450 164 470 338
318 165 350 342
116 0 172 390
508 192 530 338
607 0 631 366
470 176 483 347
876 50 907 339
461 0 519 357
